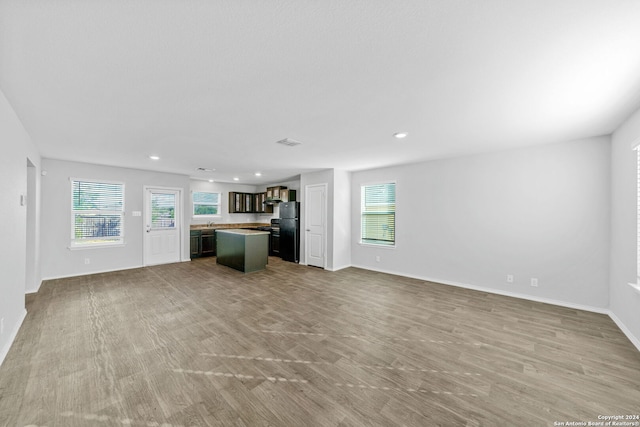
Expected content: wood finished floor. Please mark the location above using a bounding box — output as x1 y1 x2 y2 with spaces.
1 257 639 427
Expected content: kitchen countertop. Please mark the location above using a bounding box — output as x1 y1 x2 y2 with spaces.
215 229 270 236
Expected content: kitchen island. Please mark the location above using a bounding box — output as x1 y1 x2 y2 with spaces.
216 229 270 273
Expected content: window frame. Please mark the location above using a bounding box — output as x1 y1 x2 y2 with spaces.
69 178 125 249
359 181 396 248
192 191 222 218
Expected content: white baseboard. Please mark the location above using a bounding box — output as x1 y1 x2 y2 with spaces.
43 258 195 281
0 309 27 369
328 264 351 272
350 264 640 352
350 264 609 314
41 264 143 281
25 279 43 294
607 310 640 353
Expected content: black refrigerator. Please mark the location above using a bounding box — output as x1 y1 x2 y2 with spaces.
279 201 300 263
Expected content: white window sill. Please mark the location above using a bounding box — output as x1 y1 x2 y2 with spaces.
358 242 396 249
192 215 222 219
628 282 640 295
69 242 126 250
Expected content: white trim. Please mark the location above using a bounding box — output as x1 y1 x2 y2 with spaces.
0 309 27 369
40 259 192 282
358 242 396 249
191 190 222 218
345 264 640 353
68 242 126 250
608 310 640 353
630 135 640 151
26 279 43 294
350 263 610 314
305 183 328 269
70 178 126 247
360 181 397 247
327 264 351 272
143 186 184 267
41 264 143 281
69 176 125 186
628 282 640 295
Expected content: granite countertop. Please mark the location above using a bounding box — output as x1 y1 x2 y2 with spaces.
190 222 269 231
215 229 270 236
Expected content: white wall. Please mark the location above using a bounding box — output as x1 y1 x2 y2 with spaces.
610 106 640 349
25 159 42 293
41 159 191 280
0 89 41 366
351 137 611 310
332 169 352 271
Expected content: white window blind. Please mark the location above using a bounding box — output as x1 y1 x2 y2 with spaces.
193 192 220 216
361 183 396 245
71 179 125 247
151 192 176 229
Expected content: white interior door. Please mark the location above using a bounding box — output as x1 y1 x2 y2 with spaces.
305 183 327 268
144 187 181 266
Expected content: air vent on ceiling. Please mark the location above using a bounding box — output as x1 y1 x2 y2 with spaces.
196 167 215 172
276 138 302 147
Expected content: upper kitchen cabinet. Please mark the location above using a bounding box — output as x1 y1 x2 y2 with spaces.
243 193 254 213
229 187 294 214
229 192 253 213
254 192 273 214
229 191 272 214
266 186 286 201
281 188 296 203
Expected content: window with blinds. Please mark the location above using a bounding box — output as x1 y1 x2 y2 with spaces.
151 192 176 229
361 182 396 246
71 179 125 247
193 191 220 216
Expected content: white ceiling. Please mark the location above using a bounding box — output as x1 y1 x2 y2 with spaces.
2 1 640 185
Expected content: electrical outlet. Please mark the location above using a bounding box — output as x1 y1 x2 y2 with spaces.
375 256 381 262
84 258 90 265
531 278 539 287
507 274 514 283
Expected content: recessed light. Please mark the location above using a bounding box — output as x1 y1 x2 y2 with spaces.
208 179 214 183
233 177 239 181
149 155 160 160
393 132 408 139
254 172 262 177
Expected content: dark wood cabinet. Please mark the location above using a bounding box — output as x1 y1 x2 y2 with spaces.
190 230 201 258
190 229 216 258
201 230 216 256
229 191 274 214
281 188 296 202
271 229 280 256
266 186 287 201
228 187 293 214
229 192 244 213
